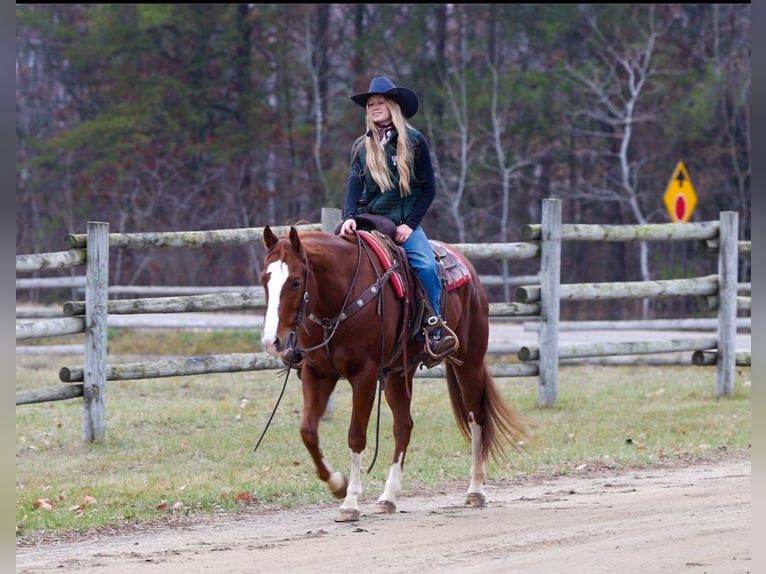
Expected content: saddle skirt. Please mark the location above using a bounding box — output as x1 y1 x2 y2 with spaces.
429 240 472 290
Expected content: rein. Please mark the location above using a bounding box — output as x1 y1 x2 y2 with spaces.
253 237 363 453
252 347 297 453
297 238 364 356
255 232 405 472
253 245 315 454
297 234 392 473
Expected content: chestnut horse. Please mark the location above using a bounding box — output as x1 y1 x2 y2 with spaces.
260 225 526 522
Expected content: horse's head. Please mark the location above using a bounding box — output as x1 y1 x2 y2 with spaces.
260 226 307 356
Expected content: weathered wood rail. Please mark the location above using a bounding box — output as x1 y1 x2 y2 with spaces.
16 201 751 441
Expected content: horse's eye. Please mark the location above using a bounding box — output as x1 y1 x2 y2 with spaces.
292 278 301 288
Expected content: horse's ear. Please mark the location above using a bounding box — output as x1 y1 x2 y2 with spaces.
263 225 278 250
288 226 302 252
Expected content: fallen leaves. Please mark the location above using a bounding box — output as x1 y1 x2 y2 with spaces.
35 494 97 515
34 499 54 511
218 491 257 505
155 499 203 513
234 492 254 504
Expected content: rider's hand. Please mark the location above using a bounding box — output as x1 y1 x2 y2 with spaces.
395 223 413 244
340 218 357 235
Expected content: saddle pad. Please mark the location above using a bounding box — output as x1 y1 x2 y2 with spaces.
357 231 406 298
430 241 472 291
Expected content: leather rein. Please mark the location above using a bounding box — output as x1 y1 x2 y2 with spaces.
282 233 411 473
292 235 406 365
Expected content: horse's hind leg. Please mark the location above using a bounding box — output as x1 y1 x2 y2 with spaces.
445 364 487 507
373 373 413 514
465 409 487 507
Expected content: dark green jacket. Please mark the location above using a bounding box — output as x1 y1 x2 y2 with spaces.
343 127 437 229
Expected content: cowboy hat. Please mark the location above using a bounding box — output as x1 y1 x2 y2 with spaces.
350 76 419 119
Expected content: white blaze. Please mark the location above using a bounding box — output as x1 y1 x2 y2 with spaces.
261 260 289 350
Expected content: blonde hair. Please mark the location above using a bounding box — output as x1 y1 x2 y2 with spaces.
362 98 413 196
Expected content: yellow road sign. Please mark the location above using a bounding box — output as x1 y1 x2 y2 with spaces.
663 161 697 223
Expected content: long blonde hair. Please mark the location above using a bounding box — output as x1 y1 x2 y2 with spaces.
362 98 413 196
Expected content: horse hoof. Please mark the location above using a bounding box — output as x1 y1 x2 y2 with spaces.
465 492 486 508
374 500 396 514
328 472 348 499
334 508 360 523
331 484 347 499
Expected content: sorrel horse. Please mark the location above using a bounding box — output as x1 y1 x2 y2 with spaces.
260 225 526 522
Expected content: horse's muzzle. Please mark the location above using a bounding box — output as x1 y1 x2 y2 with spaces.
261 335 283 356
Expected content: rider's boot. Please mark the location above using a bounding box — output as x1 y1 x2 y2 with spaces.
421 315 458 368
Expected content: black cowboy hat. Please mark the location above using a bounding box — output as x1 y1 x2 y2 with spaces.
350 76 419 119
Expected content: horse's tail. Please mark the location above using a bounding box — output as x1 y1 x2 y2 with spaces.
445 361 527 464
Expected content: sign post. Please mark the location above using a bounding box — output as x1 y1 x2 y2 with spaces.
663 161 697 223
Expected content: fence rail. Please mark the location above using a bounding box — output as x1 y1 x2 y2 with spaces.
16 202 751 440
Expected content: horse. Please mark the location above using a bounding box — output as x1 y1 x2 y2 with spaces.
260 225 526 522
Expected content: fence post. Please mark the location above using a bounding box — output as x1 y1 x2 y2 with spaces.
321 207 342 234
83 222 109 442
716 211 738 396
321 207 343 417
538 199 561 407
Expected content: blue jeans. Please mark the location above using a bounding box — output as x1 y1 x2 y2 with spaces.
402 226 441 324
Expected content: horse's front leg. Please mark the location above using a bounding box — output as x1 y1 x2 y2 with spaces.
374 373 413 514
335 449 363 522
334 373 377 523
298 370 347 500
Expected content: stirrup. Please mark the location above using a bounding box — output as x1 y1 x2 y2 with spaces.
420 334 460 369
421 321 461 369
425 333 456 358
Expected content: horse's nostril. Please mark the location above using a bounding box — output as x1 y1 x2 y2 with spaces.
274 338 283 352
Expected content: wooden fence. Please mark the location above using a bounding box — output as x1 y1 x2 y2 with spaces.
16 200 751 440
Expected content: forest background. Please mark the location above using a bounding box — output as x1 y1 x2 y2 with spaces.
15 4 751 320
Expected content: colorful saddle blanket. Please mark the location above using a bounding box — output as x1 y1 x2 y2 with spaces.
357 231 472 298
430 240 472 290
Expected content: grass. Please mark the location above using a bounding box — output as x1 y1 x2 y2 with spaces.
16 329 751 542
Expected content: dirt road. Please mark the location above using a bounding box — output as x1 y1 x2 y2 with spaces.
16 453 750 574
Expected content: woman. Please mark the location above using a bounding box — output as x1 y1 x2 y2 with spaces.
338 76 456 361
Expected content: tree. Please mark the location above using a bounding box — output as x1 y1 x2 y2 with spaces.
16 4 749 314
559 5 674 317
